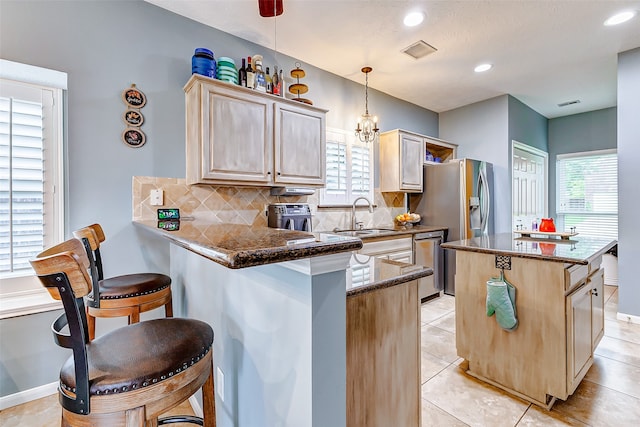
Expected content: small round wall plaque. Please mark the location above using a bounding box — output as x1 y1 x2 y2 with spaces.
122 128 146 148
123 109 144 126
122 85 146 108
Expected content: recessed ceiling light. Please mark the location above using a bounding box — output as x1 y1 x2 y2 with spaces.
404 12 424 27
474 63 492 73
604 10 637 26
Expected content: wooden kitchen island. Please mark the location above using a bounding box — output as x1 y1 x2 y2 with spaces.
442 233 616 409
134 220 431 427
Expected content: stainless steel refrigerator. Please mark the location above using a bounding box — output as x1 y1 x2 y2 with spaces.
410 159 493 295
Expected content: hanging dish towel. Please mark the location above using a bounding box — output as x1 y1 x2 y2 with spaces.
486 270 518 331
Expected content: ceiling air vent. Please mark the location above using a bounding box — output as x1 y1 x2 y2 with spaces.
402 40 437 60
558 99 581 107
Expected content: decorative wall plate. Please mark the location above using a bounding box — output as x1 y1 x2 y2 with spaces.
122 128 146 148
123 109 144 126
122 85 146 108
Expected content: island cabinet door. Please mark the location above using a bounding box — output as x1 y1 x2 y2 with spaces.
273 102 326 186
590 268 605 350
566 282 593 394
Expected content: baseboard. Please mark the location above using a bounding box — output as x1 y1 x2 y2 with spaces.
0 381 57 410
617 311 640 325
189 395 203 417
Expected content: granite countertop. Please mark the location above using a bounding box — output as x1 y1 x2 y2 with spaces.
134 220 362 269
326 224 448 240
441 232 617 265
346 254 433 297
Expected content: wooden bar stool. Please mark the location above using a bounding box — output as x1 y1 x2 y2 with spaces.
30 238 216 427
73 224 173 340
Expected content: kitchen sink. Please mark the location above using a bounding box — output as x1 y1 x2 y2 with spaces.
332 228 396 236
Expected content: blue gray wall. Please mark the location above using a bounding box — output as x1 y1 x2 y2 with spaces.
439 95 547 235
547 107 617 217
617 47 640 317
0 0 437 397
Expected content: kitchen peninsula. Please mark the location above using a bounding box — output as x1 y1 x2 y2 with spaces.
442 233 617 409
134 219 432 427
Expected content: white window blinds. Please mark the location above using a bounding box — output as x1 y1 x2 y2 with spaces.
0 95 46 274
556 150 617 239
322 128 373 205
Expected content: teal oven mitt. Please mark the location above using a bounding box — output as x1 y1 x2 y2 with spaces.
486 273 518 331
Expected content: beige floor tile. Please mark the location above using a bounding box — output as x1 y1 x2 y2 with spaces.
595 335 640 368
604 318 640 345
421 364 529 427
421 349 451 384
553 379 640 426
0 394 60 427
421 302 454 324
429 311 456 334
516 405 589 426
422 398 469 426
584 354 640 399
423 294 456 312
421 325 460 364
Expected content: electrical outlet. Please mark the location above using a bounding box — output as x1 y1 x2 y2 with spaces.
216 366 224 401
150 189 163 206
264 204 269 217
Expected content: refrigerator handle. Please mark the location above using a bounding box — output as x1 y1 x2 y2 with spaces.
479 166 491 234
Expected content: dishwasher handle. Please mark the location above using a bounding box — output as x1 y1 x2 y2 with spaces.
415 231 444 240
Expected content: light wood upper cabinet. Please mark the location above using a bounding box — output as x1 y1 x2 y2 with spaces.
379 129 458 193
379 130 424 192
274 102 326 185
185 74 327 186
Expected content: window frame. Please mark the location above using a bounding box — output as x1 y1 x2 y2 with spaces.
556 148 617 240
320 127 374 207
0 60 66 318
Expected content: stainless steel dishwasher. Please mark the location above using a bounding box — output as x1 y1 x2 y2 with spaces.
414 231 444 302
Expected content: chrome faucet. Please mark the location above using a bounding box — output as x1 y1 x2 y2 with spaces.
351 196 374 230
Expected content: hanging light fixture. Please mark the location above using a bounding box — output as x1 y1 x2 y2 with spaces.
355 66 379 143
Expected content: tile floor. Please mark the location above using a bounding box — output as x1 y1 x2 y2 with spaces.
420 285 640 426
1 285 638 426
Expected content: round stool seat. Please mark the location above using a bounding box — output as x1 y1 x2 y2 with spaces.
93 273 171 300
60 318 213 396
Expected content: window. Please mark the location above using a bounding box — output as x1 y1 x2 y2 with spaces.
321 128 373 205
0 60 66 318
556 149 617 240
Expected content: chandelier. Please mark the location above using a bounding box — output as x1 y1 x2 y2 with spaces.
355 66 379 143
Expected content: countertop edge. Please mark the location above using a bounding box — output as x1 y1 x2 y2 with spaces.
134 221 363 269
346 264 433 298
442 235 617 265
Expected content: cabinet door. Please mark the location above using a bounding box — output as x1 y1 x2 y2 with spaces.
590 268 605 350
400 133 423 191
274 102 326 185
566 283 593 393
202 84 273 183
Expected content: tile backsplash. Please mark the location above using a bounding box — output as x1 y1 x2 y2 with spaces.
132 176 406 231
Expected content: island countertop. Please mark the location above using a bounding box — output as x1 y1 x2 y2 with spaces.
134 219 362 269
441 232 617 265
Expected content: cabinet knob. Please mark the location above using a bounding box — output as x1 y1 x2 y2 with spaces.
267 171 271 175
277 172 281 176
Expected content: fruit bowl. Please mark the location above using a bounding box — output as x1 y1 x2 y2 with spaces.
395 212 421 226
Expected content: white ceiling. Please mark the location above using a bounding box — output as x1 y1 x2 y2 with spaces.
146 0 640 118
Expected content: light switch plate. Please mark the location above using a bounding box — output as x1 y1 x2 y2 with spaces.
150 189 163 206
